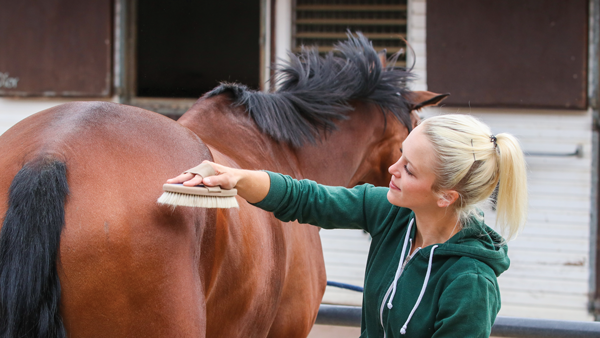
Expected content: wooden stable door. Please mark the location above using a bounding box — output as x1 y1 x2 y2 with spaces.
427 0 588 109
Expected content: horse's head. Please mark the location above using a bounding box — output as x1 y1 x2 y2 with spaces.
350 91 449 188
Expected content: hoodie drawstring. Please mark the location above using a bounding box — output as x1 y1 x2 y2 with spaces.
378 217 440 336
400 244 438 335
379 218 413 338
387 219 414 310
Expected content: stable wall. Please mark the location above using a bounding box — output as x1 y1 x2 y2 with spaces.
318 0 596 322
0 98 114 135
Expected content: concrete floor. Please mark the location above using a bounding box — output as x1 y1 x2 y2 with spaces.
307 324 361 338
307 324 505 337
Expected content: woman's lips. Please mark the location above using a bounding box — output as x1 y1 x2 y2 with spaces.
389 180 400 191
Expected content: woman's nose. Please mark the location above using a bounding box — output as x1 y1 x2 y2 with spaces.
389 160 401 176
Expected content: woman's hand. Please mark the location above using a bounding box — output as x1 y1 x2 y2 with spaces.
166 161 240 189
166 161 271 204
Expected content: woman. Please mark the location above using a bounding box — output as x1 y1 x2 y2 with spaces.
168 114 527 337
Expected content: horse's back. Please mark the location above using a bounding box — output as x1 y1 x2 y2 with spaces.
0 102 211 337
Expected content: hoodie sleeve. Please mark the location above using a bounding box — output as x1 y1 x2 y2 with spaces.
432 273 500 338
251 171 394 233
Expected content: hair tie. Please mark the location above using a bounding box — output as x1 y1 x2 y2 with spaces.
490 135 497 149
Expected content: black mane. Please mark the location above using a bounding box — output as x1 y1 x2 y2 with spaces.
207 33 413 147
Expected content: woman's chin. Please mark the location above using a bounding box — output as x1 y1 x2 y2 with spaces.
387 190 402 206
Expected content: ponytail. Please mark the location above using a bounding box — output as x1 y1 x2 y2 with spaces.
495 133 528 240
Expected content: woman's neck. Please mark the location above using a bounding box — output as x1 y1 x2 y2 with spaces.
411 208 460 251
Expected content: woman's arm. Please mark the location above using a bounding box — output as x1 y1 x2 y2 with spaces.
166 161 394 232
166 161 270 204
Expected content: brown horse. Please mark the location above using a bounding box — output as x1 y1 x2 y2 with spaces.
0 35 446 337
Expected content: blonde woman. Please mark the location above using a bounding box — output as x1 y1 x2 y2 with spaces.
168 114 527 337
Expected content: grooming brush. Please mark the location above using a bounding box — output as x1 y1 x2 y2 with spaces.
158 162 239 208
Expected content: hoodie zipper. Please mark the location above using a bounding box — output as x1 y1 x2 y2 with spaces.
405 247 420 267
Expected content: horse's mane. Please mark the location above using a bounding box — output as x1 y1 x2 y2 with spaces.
206 33 413 147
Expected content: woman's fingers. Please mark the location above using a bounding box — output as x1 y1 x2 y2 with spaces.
202 172 236 190
182 174 204 187
166 172 195 184
198 161 238 189
165 161 239 189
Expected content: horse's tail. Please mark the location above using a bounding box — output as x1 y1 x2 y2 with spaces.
0 158 69 338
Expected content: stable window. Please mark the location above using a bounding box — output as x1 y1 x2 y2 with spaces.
136 0 260 98
120 0 264 115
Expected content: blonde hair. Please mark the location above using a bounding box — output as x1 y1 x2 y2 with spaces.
420 114 527 240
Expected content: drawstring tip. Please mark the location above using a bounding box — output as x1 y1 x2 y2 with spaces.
387 303 393 309
400 326 407 335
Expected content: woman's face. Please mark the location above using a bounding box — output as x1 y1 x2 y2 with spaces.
387 124 440 210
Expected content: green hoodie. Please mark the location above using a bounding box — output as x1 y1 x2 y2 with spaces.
253 172 510 338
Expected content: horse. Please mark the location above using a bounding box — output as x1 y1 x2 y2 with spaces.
0 34 447 337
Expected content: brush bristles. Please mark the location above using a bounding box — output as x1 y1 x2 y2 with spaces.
157 192 239 209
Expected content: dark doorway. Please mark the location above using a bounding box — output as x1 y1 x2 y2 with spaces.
137 0 260 98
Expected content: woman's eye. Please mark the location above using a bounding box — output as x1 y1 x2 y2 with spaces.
404 165 413 176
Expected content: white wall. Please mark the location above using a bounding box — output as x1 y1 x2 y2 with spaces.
407 0 427 91
0 97 114 135
317 0 596 323
275 0 292 65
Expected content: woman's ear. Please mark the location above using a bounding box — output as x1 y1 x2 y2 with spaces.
437 190 459 208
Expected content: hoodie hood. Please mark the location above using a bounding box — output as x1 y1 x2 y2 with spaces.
428 215 510 277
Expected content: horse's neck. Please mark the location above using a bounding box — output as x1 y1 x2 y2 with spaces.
293 102 392 187
179 96 396 188
178 95 301 176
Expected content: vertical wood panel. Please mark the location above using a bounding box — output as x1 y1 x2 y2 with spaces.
0 0 113 97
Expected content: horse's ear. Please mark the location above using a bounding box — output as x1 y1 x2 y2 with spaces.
405 91 450 130
378 49 387 68
407 91 450 111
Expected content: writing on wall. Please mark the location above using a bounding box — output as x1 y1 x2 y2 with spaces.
0 72 19 89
